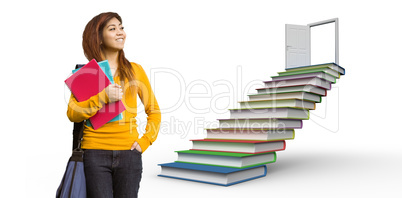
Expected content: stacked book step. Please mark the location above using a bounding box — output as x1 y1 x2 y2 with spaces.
159 63 346 186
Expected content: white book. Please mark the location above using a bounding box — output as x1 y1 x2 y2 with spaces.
256 85 327 96
175 150 276 168
229 107 309 120
271 72 336 83
206 128 295 141
191 139 286 153
248 92 321 103
278 67 341 78
263 77 331 90
158 162 267 186
284 62 345 75
218 118 303 129
239 99 315 110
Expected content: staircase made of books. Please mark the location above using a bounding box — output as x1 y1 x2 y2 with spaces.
158 63 346 186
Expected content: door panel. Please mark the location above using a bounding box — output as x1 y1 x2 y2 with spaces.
285 24 310 68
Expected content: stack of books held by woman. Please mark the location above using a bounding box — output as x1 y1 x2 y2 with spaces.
65 59 125 130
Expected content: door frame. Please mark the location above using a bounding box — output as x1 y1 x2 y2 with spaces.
285 18 339 68
308 18 339 65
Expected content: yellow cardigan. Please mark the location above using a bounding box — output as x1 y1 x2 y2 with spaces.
67 62 161 152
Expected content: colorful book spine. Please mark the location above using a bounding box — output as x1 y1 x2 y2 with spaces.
158 63 345 186
175 150 277 168
158 162 267 186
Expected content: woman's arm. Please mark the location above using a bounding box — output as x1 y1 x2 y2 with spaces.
67 89 109 123
67 84 123 123
135 64 162 153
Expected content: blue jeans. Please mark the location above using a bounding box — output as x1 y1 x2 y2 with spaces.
83 149 142 198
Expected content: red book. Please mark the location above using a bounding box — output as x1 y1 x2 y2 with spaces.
190 139 286 154
65 59 125 130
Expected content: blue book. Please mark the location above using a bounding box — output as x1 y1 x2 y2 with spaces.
158 162 267 186
72 60 123 127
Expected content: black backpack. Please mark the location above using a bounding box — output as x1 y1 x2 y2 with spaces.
56 63 87 197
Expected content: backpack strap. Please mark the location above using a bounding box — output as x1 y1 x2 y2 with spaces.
72 64 86 150
72 122 84 150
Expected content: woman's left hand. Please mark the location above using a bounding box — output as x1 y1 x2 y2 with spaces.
131 142 142 153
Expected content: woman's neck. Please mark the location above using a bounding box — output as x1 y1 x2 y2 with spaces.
103 50 119 69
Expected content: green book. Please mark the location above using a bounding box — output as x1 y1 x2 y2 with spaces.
284 63 345 75
228 107 310 120
175 150 277 169
272 71 337 83
277 69 340 79
248 91 322 103
206 128 295 141
239 99 316 110
256 85 327 96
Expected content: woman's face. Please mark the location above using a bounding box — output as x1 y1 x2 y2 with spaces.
102 17 126 52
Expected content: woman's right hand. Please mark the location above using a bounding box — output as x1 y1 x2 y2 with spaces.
105 84 123 103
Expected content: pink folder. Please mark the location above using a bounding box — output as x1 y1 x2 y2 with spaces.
65 59 125 130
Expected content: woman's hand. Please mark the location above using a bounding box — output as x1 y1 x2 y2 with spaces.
131 142 142 153
105 84 123 103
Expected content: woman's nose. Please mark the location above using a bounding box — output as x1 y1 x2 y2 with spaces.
116 29 123 35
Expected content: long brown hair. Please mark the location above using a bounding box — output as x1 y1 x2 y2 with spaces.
82 12 135 92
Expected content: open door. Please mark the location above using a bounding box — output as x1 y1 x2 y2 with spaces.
285 18 339 69
285 24 310 69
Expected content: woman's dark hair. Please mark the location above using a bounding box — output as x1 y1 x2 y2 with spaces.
82 12 135 92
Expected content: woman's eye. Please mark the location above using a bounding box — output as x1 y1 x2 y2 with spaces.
110 28 115 31
120 27 124 30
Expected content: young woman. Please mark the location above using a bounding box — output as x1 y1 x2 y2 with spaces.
67 12 161 198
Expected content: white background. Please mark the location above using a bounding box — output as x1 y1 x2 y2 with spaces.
1 0 402 197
